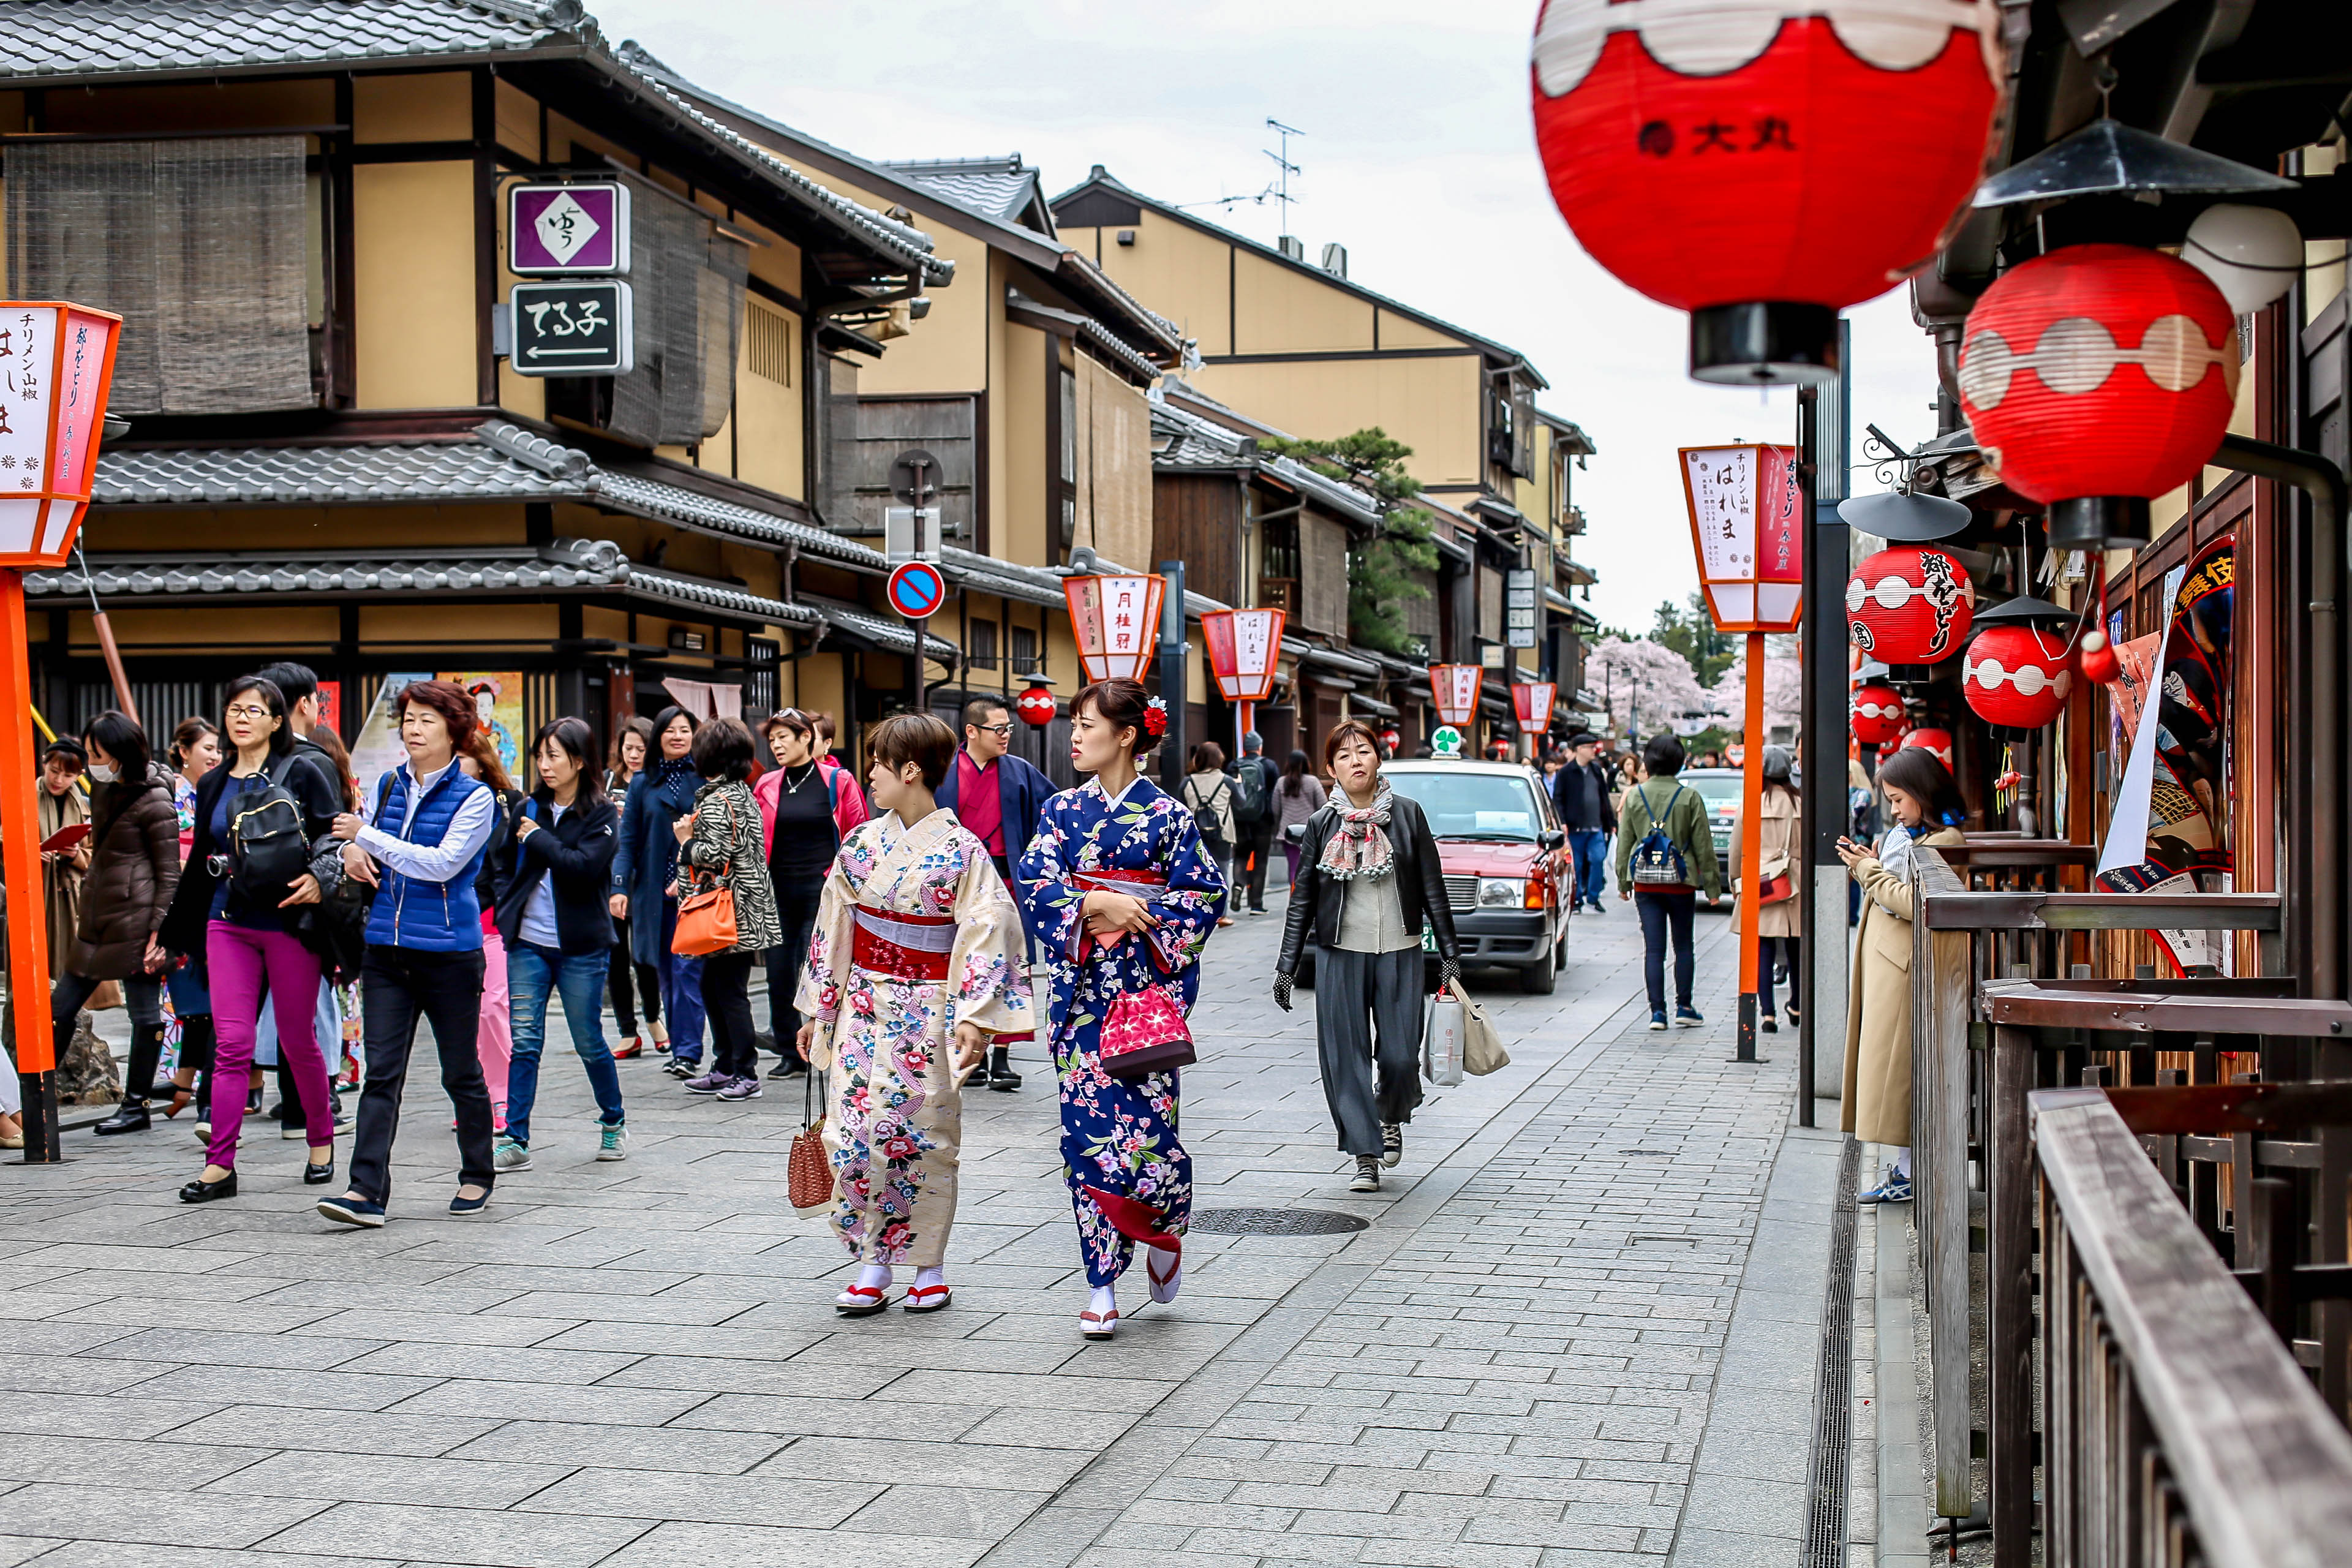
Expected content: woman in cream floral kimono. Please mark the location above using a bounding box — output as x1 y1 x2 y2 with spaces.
797 712 1033 1315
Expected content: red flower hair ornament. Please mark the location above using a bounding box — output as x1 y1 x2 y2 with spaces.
1143 697 1169 737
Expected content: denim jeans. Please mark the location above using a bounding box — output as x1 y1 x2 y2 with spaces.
1567 829 1610 908
505 943 625 1148
655 898 707 1063
1634 891 1697 1014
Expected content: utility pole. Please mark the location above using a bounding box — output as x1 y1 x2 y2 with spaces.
1797 320 1852 1129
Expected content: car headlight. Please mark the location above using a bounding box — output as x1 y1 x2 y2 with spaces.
1476 877 1522 908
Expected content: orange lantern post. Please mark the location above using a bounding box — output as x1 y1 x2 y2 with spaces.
0 301 124 1162
1679 442 1804 1062
1510 681 1558 760
1200 606 1285 751
1430 663 1481 735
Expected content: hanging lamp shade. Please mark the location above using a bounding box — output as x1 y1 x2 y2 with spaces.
0 301 124 567
1900 727 1955 769
1962 622 2074 729
1958 244 2237 552
1846 545 1975 663
1837 489 1971 542
1530 0 2002 385
1972 592 2075 628
1852 681 1907 746
1971 118 2296 209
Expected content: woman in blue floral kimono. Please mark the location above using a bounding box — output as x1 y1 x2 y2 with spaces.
1016 677 1227 1339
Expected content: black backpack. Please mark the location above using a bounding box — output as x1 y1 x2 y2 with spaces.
1231 759 1268 827
1629 784 1692 888
227 755 313 905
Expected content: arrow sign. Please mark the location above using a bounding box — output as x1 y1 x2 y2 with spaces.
887 560 948 621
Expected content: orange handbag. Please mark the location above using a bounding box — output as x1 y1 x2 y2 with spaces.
671 795 741 957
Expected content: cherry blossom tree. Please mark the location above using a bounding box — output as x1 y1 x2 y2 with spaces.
1586 636 1710 741
1708 646 1804 737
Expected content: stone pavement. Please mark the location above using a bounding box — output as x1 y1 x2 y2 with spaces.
0 880 1840 1568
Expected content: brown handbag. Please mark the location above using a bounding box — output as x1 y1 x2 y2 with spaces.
671 793 741 957
789 1066 834 1215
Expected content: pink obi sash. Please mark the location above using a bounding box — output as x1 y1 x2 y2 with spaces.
851 907 954 981
1074 868 1167 951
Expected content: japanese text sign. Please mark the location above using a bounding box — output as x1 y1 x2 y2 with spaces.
1506 567 1539 648
0 301 122 568
509 183 631 274
1511 682 1557 734
508 281 634 377
1065 572 1164 682
1202 607 1286 701
1678 443 1804 633
1430 663 1481 727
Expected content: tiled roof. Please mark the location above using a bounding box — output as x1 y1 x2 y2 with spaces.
1149 399 1383 526
878 156 1042 227
0 0 557 78
807 600 959 662
95 422 888 571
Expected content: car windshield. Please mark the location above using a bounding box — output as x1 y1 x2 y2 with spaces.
1683 774 1743 809
1385 771 1544 841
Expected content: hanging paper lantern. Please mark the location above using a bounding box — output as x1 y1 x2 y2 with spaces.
1015 678 1057 728
1900 727 1955 769
1852 681 1907 746
1957 244 2238 551
1962 623 2075 729
1530 0 2002 383
1845 546 1975 664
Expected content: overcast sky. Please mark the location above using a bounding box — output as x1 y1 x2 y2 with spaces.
594 0 1942 633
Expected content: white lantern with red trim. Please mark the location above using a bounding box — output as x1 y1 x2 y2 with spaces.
1512 682 1558 736
1063 573 1164 682
1430 664 1481 728
0 301 123 567
1201 607 1285 703
1845 545 1975 665
1015 676 1057 728
1852 681 1906 747
1678 443 1806 631
1962 623 2075 730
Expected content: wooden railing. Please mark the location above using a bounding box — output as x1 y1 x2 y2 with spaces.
1907 847 2285 1542
2032 1087 2352 1568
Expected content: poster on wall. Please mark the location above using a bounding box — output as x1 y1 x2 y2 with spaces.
349 673 432 804
315 680 341 739
2097 535 2236 974
440 672 524 780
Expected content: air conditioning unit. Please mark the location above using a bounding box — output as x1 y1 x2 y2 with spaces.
1278 235 1304 262
1321 243 1348 279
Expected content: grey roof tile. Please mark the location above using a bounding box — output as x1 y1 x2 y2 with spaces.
877 156 1041 227
0 0 557 78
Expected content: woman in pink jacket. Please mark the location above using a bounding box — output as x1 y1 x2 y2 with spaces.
753 710 868 1079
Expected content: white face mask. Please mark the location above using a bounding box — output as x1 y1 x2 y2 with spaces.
87 763 118 784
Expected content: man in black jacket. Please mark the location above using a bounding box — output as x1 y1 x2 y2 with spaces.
1226 730 1282 916
1551 732 1616 915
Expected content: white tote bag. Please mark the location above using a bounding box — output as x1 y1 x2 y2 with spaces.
1423 988 1465 1086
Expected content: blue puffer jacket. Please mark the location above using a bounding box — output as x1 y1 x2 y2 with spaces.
614 756 704 968
364 764 491 952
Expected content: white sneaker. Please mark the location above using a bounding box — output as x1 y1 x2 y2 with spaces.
492 1135 532 1171
1349 1156 1381 1193
595 1125 630 1161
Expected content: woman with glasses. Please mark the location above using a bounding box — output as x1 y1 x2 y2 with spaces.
157 677 345 1202
614 707 707 1079
755 709 867 1079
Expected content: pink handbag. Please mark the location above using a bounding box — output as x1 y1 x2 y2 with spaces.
1099 984 1195 1082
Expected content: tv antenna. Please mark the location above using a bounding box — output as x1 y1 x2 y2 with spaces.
1264 118 1304 224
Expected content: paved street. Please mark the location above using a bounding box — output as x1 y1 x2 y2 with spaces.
0 884 1834 1568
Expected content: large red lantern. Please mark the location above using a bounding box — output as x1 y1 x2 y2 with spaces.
1852 681 1906 746
1531 0 2002 383
1846 546 1975 664
1900 727 1954 769
1015 676 1057 728
1961 623 2073 729
1958 244 2237 552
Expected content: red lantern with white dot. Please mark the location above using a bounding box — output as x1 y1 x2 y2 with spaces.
1530 0 2002 383
1016 678 1057 728
1958 244 2239 552
1900 728 1955 769
1846 546 1975 665
1962 623 2075 729
1852 681 1907 747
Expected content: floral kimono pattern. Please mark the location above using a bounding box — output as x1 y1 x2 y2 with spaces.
797 807 1032 1267
1016 776 1227 1287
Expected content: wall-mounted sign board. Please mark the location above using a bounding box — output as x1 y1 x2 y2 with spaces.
509 183 631 275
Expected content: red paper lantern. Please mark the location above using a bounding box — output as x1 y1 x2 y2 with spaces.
1899 727 1954 769
1015 678 1057 728
1962 623 2075 729
1531 0 2001 382
1851 681 1906 746
1958 244 2237 550
1846 546 1975 664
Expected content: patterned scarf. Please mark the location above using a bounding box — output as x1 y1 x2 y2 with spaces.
1319 779 1396 881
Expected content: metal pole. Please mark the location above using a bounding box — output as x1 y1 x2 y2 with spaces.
72 546 138 727
1158 561 1187 792
4 569 62 1161
1737 630 1764 1063
1800 329 1851 1123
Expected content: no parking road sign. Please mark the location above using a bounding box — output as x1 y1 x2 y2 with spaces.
886 560 948 621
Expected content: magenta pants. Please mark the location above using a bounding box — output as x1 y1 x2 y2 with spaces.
206 921 334 1168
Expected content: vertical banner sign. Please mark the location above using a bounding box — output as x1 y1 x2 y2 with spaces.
1512 682 1557 734
1679 443 1805 633
1064 573 1165 682
1505 567 1539 649
1200 607 1286 700
0 303 123 564
1430 664 1481 727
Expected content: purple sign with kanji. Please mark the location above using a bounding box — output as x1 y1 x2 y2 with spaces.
508 183 631 275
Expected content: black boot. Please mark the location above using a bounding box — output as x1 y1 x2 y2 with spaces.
93 1096 153 1136
986 1045 1022 1092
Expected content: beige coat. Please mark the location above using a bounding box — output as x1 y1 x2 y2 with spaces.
1841 824 1965 1147
1728 787 1802 940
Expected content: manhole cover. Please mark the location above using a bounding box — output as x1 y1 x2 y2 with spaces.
1190 1207 1370 1236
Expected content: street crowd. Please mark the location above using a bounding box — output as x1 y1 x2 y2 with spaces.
2 665 1949 1329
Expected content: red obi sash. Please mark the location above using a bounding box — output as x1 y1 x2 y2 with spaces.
851 907 955 980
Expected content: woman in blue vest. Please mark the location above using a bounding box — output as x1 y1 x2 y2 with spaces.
315 679 502 1227
612 707 706 1078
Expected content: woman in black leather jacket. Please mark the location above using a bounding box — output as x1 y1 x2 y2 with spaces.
1274 720 1460 1193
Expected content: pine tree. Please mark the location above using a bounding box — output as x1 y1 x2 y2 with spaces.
1259 428 1438 655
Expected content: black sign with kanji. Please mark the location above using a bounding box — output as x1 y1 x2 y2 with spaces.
508 280 634 377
